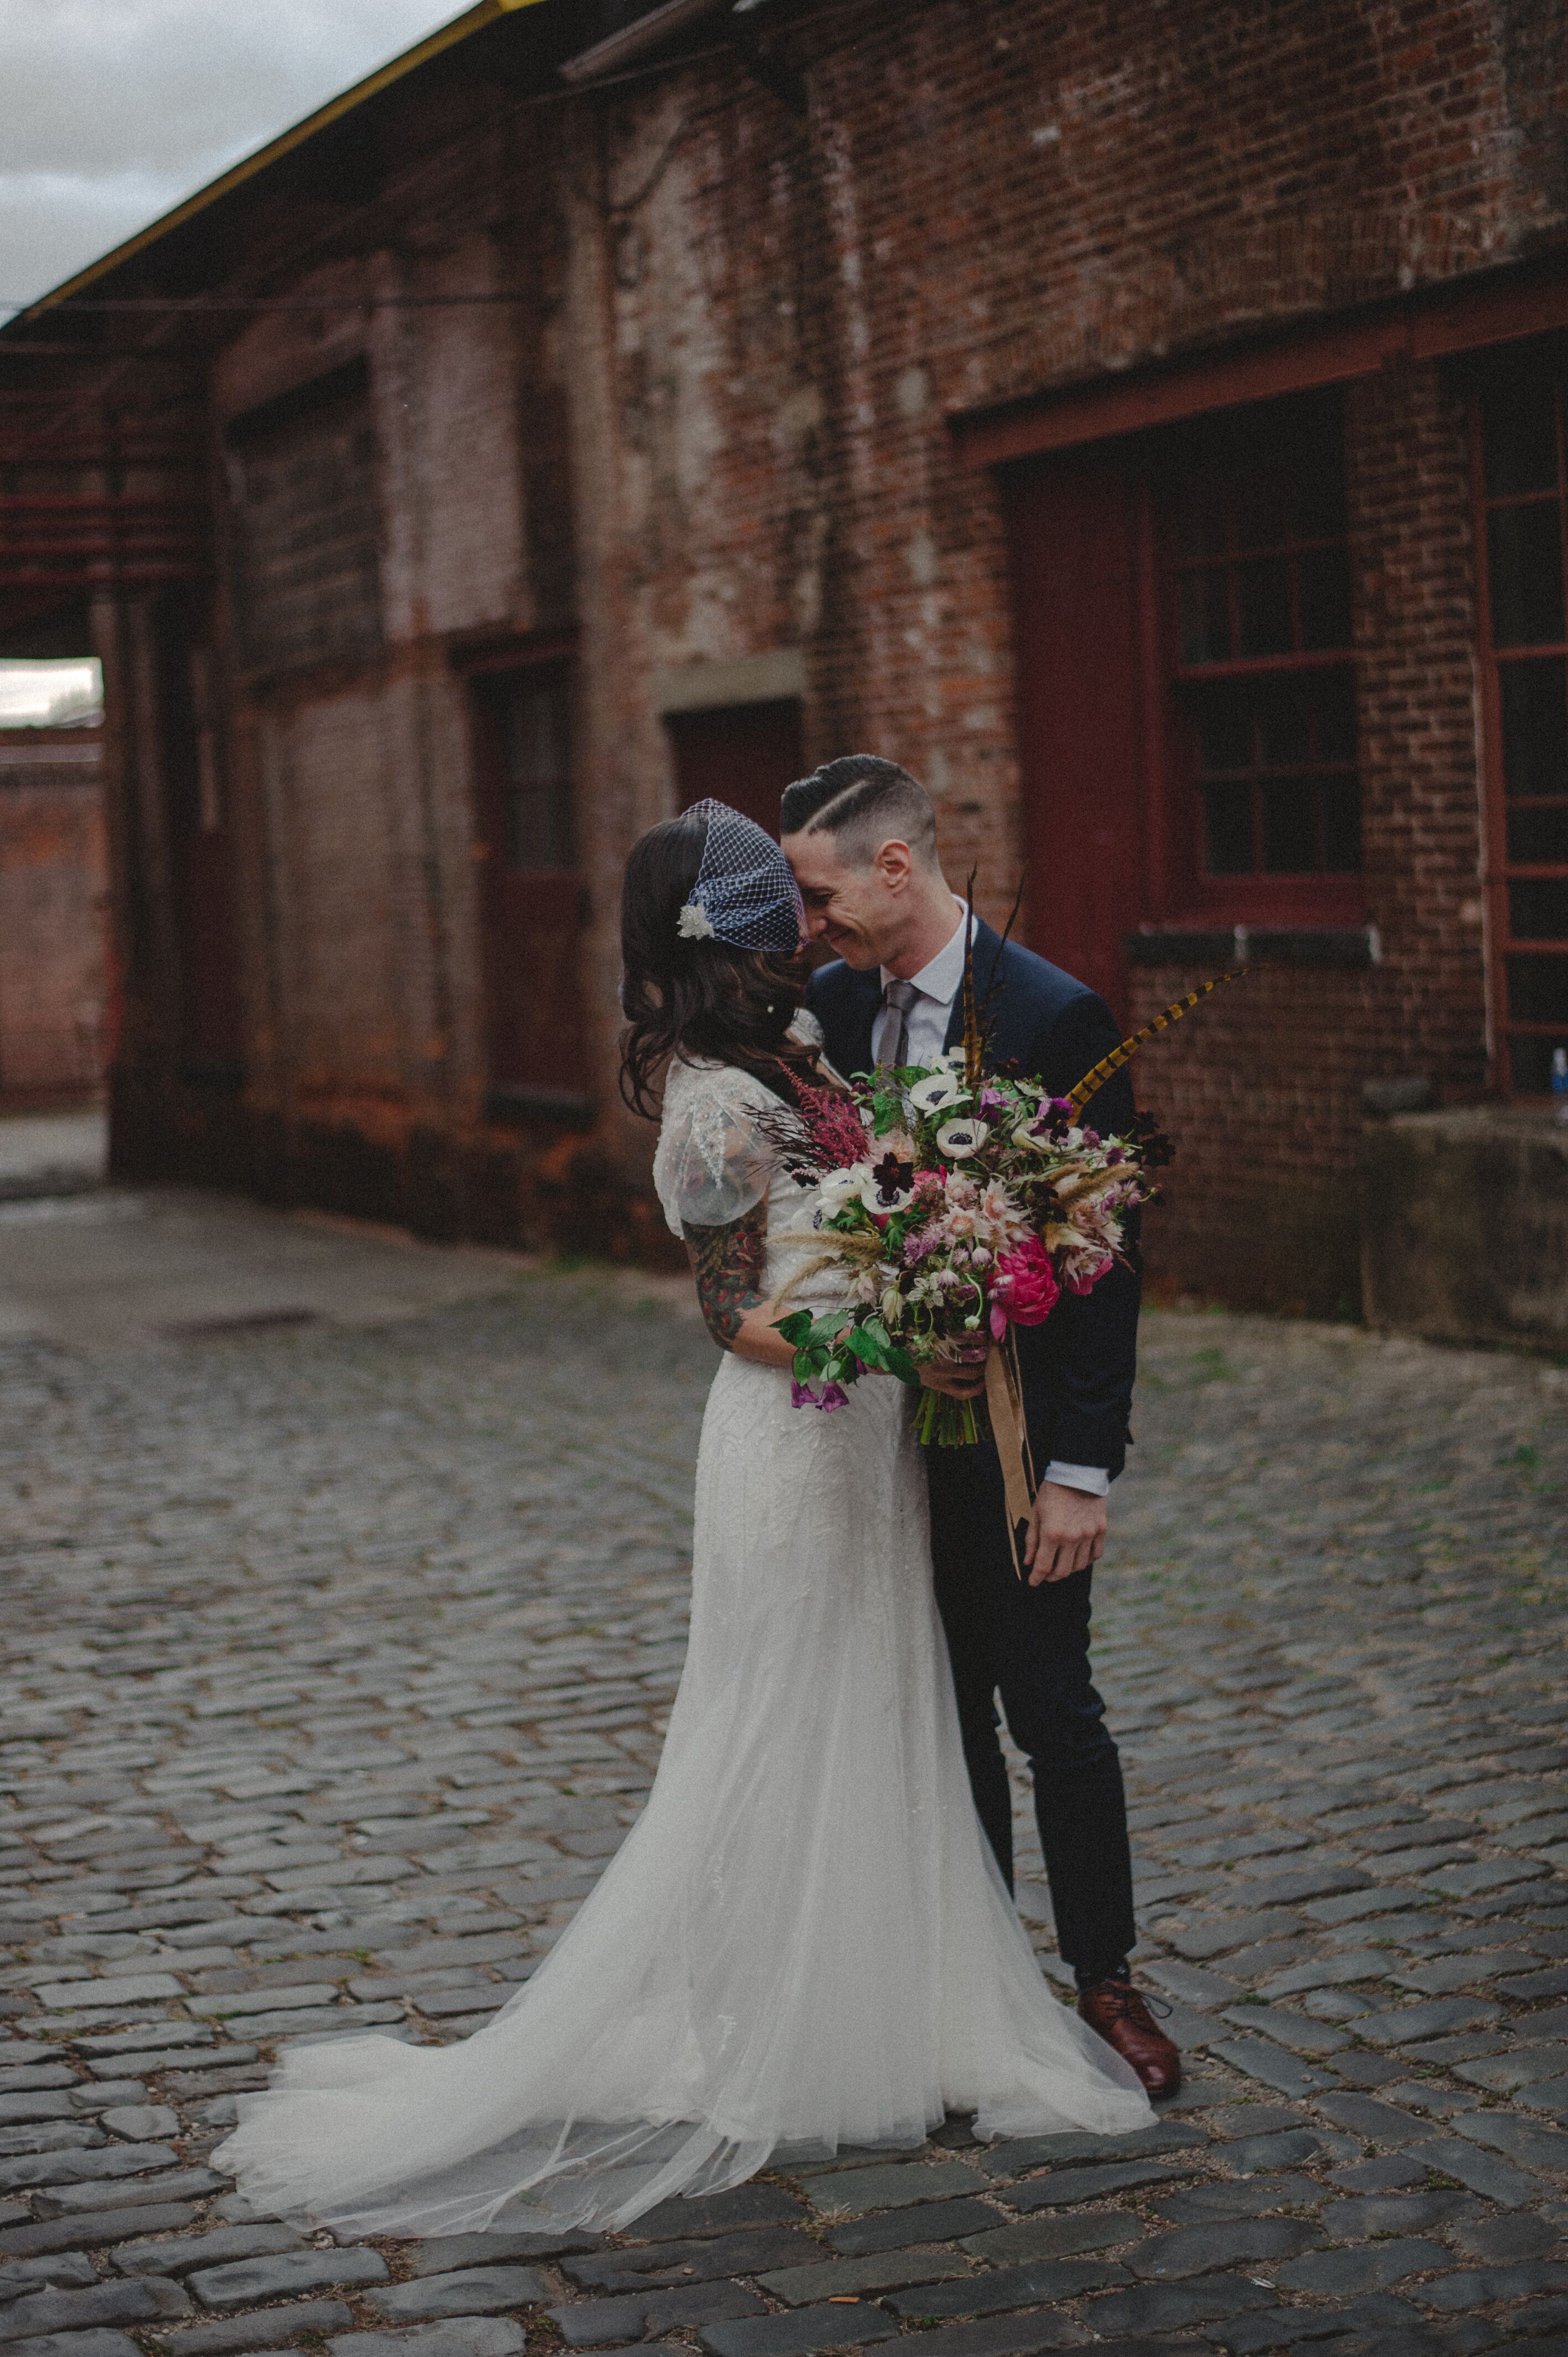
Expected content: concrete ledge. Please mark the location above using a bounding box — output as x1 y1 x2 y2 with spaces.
652 649 805 715
1127 925 1378 968
1361 1105 1568 1349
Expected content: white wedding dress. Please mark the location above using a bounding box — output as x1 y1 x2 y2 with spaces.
216 1043 1150 2236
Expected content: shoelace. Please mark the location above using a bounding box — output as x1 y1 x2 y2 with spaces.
1082 1979 1173 2024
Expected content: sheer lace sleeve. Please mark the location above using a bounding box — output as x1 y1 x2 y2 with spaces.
652 1061 785 1237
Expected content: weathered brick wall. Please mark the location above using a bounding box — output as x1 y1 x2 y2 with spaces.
1127 361 1492 1313
0 733 107 1105
112 0 1568 1283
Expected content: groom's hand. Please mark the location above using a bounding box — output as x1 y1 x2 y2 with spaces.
1024 1481 1107 1586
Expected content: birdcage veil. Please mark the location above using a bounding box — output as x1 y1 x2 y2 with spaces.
677 799 805 952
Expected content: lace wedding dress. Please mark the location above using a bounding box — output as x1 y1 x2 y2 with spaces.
215 1041 1150 2236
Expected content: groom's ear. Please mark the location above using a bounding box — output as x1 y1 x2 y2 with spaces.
871 839 916 895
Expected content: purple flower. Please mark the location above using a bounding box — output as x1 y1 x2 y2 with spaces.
819 1381 850 1411
791 1379 818 1409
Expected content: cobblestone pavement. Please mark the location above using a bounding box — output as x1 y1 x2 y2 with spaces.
2 1249 1567 2357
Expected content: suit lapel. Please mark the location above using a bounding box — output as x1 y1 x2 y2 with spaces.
839 970 881 1078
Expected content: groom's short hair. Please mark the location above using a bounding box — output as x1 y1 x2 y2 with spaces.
780 755 939 868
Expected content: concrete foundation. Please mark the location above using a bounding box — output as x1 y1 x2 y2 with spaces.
1361 1107 1568 1351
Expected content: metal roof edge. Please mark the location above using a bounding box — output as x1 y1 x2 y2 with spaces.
11 0 549 328
559 0 730 84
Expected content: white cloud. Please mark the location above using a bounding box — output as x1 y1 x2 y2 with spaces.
0 0 467 312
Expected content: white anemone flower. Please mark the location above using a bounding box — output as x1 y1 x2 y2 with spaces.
935 1116 991 1159
908 1072 969 1115
817 1162 871 1219
677 901 715 939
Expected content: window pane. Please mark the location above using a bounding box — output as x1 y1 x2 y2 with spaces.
1482 378 1559 499
1173 477 1224 560
497 680 574 871
1508 878 1568 939
1236 557 1293 656
1260 776 1318 872
1179 568 1230 663
1297 544 1354 650
1507 951 1568 1022
1321 778 1363 871
1294 410 1349 538
1244 462 1294 552
1507 803 1568 863
1203 781 1254 873
1256 679 1311 766
1499 656 1568 796
1488 501 1565 647
1195 682 1251 770
1314 669 1358 764
1509 1033 1562 1091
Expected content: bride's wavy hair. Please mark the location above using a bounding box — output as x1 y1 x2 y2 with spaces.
619 809 817 1118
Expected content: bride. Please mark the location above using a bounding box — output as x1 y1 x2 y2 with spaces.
215 799 1151 2237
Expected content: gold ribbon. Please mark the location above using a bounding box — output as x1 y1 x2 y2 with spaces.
984 1328 1038 1579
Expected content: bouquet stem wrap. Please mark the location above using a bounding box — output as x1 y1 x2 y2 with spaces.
984 1329 1038 1577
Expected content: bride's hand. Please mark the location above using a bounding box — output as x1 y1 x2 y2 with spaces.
918 1351 989 1402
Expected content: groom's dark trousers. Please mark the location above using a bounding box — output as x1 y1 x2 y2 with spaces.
807 919 1139 1981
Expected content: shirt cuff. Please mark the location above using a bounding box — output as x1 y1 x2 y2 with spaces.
1043 1460 1110 1497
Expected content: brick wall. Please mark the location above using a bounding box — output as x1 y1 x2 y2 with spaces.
97 0 1568 1287
1127 361 1492 1314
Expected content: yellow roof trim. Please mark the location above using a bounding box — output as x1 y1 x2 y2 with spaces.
17 0 548 325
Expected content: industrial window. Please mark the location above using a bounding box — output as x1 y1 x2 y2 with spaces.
224 361 381 681
1163 395 1361 908
490 668 575 873
1474 347 1568 1095
467 653 588 1109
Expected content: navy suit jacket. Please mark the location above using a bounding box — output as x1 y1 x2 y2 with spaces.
805 920 1139 1481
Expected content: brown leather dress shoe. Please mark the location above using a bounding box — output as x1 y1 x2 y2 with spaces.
1077 1977 1182 2097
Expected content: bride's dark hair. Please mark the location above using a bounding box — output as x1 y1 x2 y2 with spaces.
619 809 818 1118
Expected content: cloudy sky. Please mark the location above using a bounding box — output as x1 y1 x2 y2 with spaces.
1 0 468 316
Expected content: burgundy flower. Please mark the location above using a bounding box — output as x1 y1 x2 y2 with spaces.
868 1151 916 1208
987 1234 1061 1338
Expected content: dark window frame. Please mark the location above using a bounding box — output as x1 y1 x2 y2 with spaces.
1150 391 1366 925
1471 344 1568 1098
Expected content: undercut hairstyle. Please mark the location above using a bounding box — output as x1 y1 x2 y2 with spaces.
778 755 939 870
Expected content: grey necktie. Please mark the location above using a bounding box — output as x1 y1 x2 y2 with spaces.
879 978 919 1071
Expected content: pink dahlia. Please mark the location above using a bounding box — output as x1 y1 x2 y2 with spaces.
988 1234 1060 1337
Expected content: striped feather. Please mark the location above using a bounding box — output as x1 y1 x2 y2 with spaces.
1066 969 1249 1115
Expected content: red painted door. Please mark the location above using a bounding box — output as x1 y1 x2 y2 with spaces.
664 698 804 838
471 663 587 1109
1003 452 1149 1023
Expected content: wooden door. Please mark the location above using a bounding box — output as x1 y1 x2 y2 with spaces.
471 662 587 1109
663 697 804 838
1003 452 1149 1022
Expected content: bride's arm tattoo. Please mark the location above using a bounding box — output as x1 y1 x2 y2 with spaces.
682 1203 767 1349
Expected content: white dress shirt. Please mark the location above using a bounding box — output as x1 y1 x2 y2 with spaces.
871 902 1110 1501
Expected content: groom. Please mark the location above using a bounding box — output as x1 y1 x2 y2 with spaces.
782 755 1179 2098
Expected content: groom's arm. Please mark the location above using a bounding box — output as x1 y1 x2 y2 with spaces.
1019 989 1142 1582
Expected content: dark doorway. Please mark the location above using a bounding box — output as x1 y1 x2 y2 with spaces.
1003 451 1148 1025
470 658 588 1112
663 697 804 840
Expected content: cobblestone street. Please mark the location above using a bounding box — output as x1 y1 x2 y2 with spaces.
2 1196 1566 2357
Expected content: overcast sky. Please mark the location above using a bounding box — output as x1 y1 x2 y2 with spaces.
1 0 467 315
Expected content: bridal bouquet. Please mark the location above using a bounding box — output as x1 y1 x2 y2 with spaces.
772 932 1242 1567
772 1055 1168 1447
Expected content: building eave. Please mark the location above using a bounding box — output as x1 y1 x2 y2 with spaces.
9 0 549 329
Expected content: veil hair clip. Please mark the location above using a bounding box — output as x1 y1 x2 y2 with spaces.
678 902 716 940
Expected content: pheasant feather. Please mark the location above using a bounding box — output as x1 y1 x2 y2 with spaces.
1066 968 1249 1115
